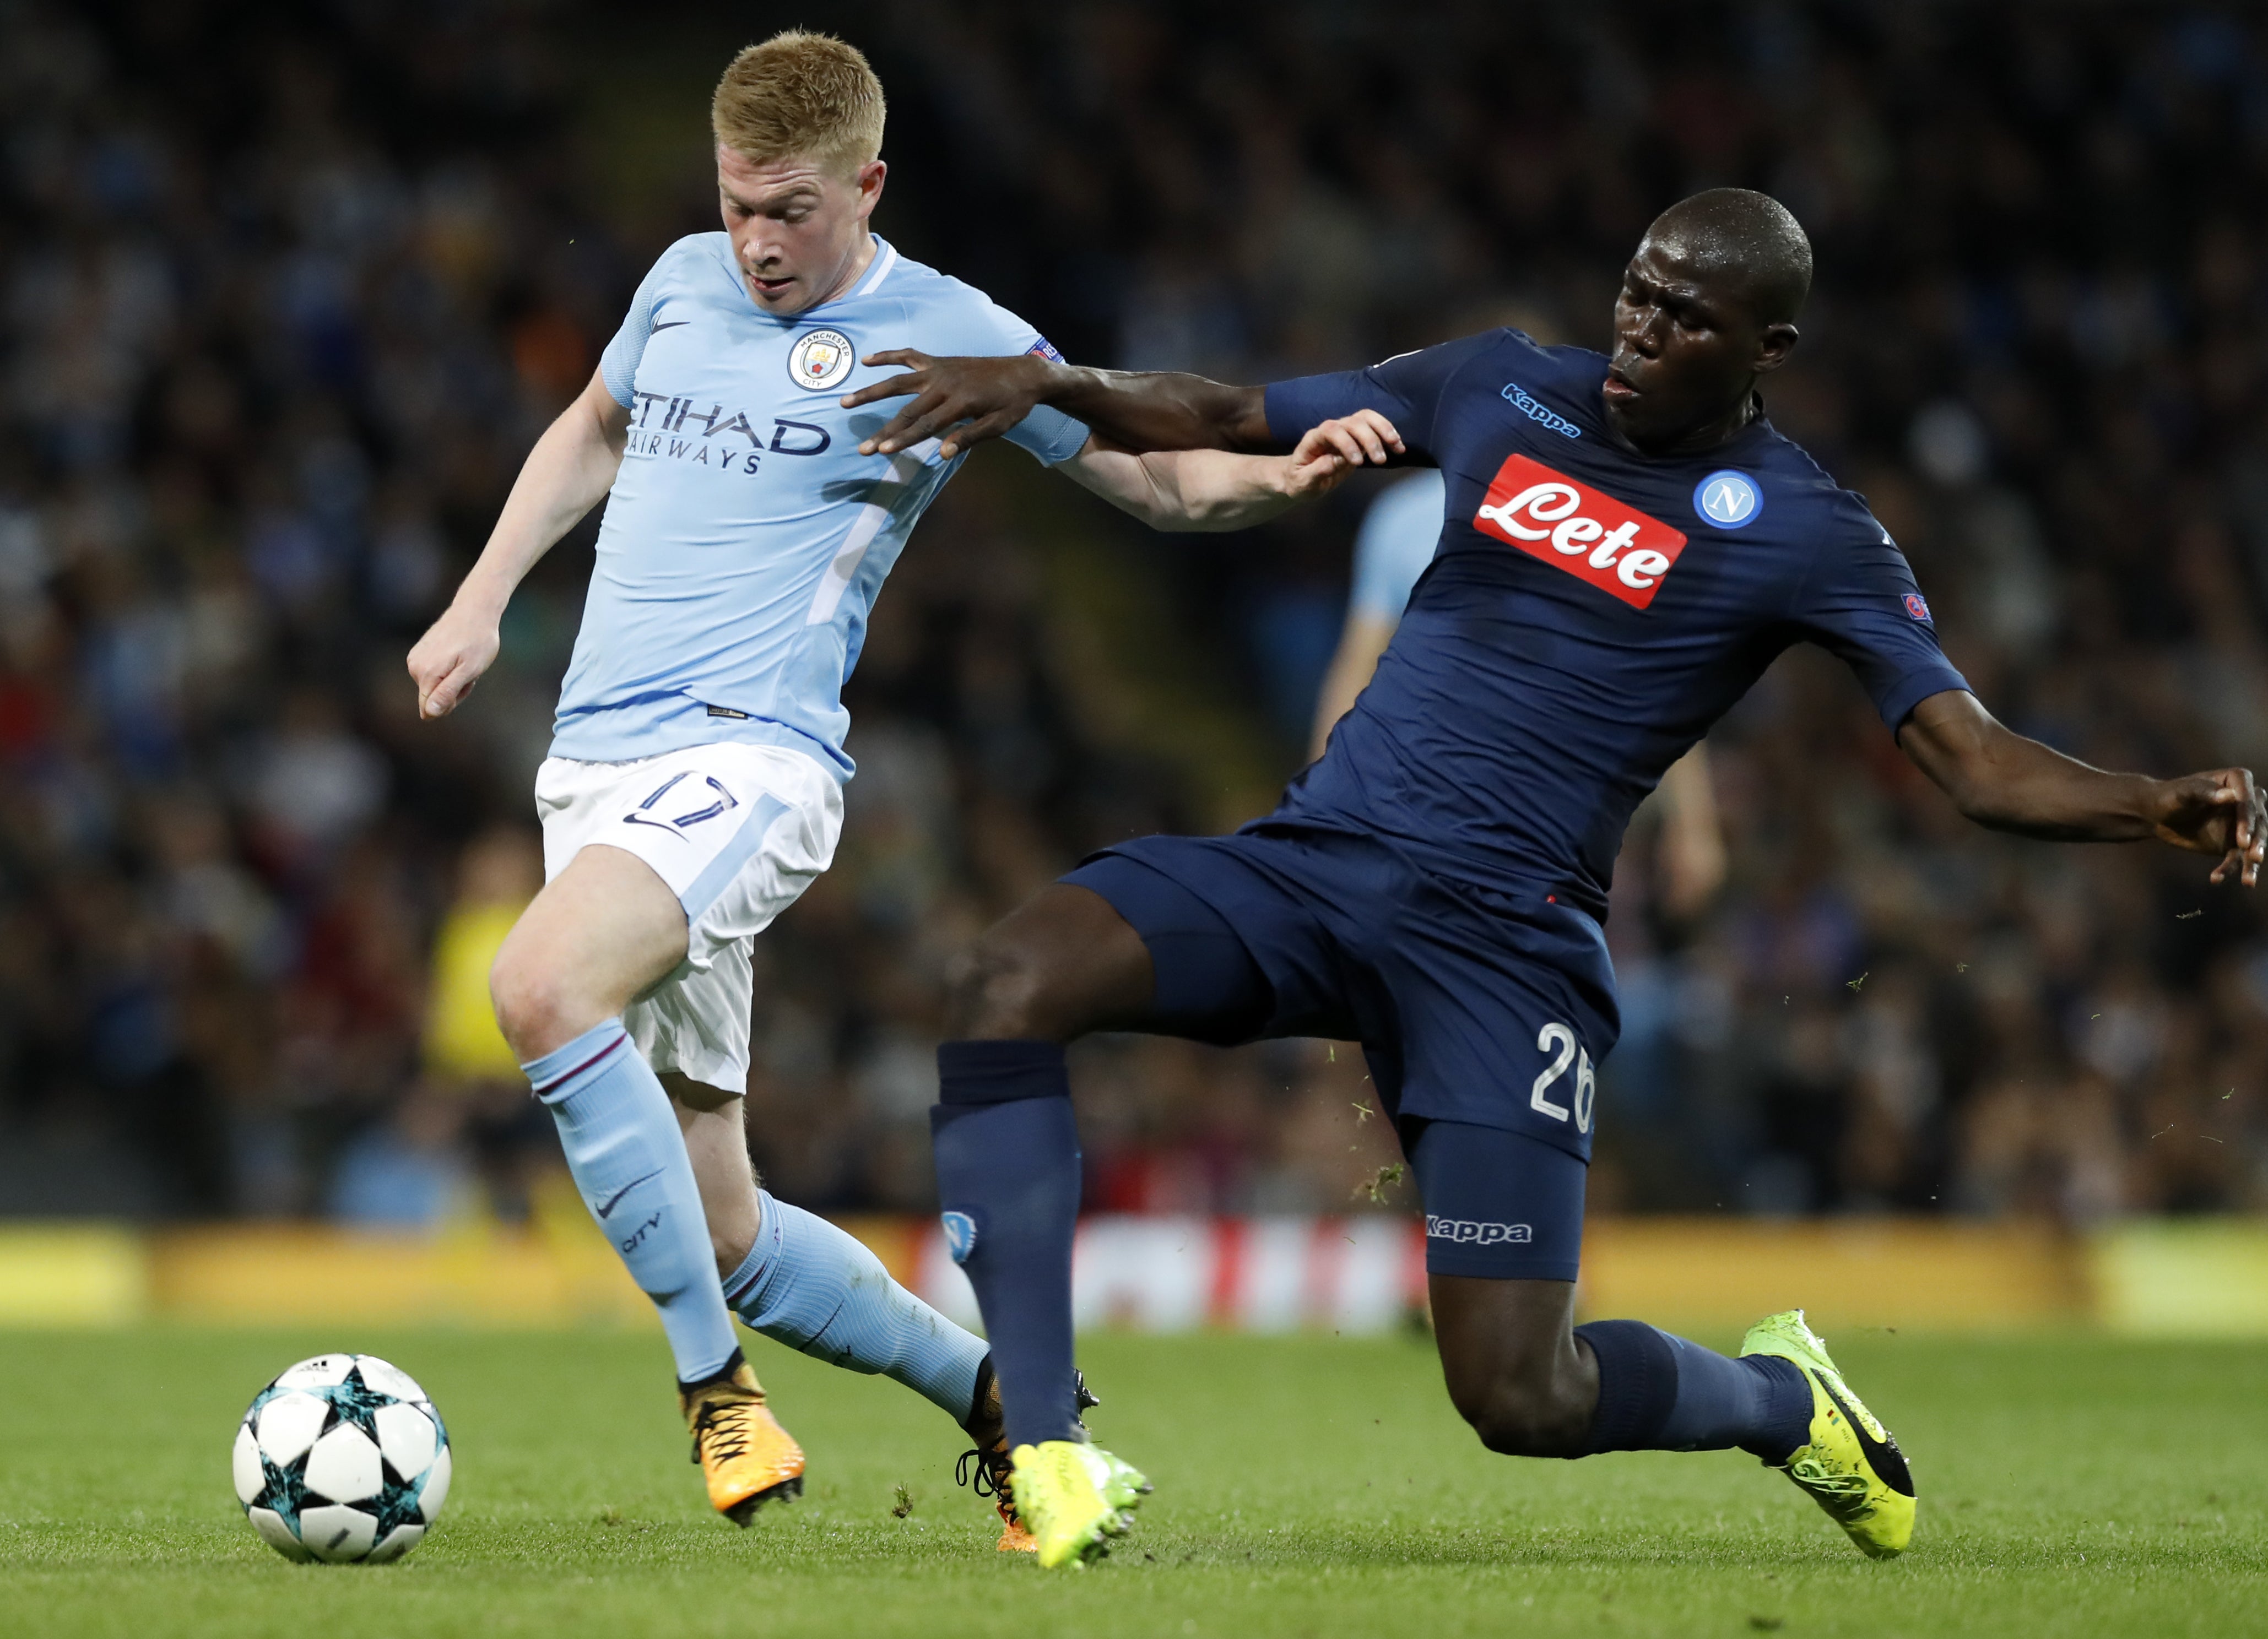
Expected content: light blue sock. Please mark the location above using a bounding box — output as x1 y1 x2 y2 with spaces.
724 1189 988 1426
525 1019 739 1385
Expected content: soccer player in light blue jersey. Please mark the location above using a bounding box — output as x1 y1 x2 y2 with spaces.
405 31 1387 1542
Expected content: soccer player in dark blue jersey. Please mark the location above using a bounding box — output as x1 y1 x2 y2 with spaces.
841 189 2267 1566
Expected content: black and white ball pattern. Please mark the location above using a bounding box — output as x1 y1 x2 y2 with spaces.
232 1353 452 1564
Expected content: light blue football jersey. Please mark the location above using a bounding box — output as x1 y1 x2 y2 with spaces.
551 233 1089 774
1348 469 1445 622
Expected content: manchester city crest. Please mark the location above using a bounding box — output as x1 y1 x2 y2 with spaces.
788 328 856 391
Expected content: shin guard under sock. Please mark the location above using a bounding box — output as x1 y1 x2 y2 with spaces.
723 1189 987 1423
525 1019 739 1385
1576 1319 1813 1459
930 1040 1082 1450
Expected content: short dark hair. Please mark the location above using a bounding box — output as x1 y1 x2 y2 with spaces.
1643 188 1813 325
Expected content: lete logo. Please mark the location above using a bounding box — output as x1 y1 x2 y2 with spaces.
1472 453 1688 609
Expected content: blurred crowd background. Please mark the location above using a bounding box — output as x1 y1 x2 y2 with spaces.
5 0 2268 1229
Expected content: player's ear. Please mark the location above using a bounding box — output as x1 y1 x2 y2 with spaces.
855 159 887 216
1752 320 1799 376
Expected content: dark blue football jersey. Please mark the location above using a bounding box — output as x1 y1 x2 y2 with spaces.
1264 329 1968 921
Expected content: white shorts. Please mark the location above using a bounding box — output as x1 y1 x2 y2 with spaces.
535 741 842 1093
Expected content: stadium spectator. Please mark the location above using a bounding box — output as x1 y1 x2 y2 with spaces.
415 823 549 1222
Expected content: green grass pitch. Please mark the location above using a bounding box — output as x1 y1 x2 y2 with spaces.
2 1325 2263 1638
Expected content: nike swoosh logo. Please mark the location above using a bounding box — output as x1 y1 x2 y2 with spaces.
593 1169 663 1220
1817 1374 1914 1497
650 321 689 332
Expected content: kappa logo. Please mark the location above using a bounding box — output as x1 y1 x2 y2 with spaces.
789 328 856 390
1473 452 1688 609
1500 381 1582 439
1425 1216 1534 1246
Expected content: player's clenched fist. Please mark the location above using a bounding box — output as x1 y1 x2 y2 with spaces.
1284 410 1406 496
407 603 501 720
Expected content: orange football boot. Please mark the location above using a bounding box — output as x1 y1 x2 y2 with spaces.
680 1358 804 1526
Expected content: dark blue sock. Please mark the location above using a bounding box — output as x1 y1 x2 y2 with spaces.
1575 1320 1812 1460
931 1040 1083 1450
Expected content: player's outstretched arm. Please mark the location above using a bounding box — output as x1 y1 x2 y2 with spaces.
407 368 630 720
1897 689 2267 885
1057 413 1403 534
841 351 1274 459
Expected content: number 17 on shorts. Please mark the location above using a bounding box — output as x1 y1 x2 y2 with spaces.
534 741 843 936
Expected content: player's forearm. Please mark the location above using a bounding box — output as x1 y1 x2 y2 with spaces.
453 393 626 617
1899 694 2157 841
1040 363 1273 453
1127 448 1306 531
1945 747 2157 840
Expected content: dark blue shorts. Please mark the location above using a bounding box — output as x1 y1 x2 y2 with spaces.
1405 1118 1587 1281
1062 824 1618 1279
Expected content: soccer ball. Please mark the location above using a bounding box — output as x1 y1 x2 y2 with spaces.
232 1353 452 1564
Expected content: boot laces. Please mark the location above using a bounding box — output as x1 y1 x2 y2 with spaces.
1787 1451 1871 1511
954 1370 1099 1521
955 1446 1010 1498
956 1445 1019 1527
690 1397 755 1467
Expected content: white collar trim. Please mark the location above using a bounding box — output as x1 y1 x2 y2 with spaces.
849 237 897 299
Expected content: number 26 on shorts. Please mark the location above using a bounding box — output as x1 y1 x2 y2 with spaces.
1530 1022 1595 1134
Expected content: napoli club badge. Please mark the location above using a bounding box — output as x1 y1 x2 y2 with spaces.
789 328 856 391
941 1211 978 1264
1693 469 1762 529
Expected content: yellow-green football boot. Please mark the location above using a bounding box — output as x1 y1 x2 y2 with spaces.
1006 1440 1150 1569
1740 1309 1915 1559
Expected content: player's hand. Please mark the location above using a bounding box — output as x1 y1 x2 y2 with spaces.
2147 767 2266 886
1284 410 1405 497
840 350 1050 459
407 603 501 721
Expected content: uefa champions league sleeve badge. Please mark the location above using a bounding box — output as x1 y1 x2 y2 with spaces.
789 329 856 391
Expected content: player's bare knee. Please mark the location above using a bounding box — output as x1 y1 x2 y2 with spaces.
1448 1367 1588 1458
1463 1395 1582 1458
488 945 583 1062
943 933 1054 1039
